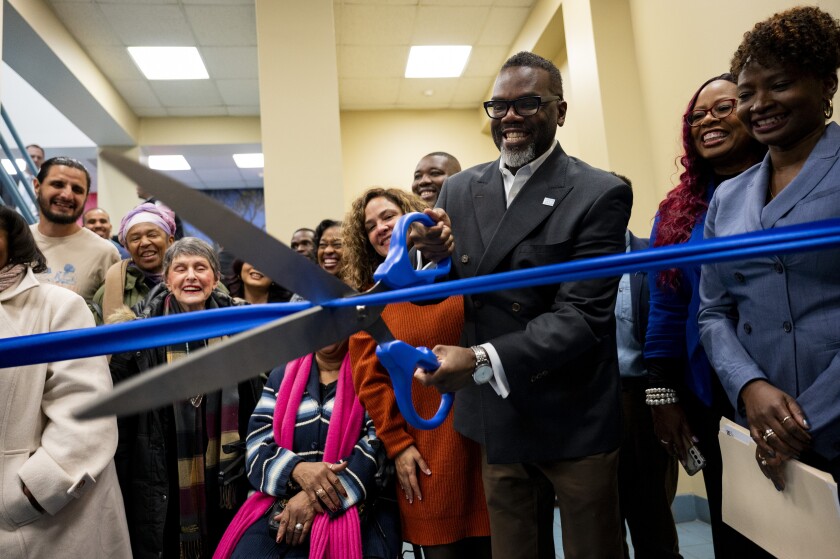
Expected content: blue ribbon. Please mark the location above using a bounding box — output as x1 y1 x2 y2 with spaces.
3 217 840 431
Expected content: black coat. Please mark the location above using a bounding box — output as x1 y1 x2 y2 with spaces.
437 145 633 464
110 285 261 559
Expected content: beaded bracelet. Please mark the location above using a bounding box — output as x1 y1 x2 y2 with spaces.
645 387 679 406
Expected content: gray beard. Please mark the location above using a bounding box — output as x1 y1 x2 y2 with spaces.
501 143 536 170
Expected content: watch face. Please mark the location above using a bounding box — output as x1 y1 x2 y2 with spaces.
473 364 493 384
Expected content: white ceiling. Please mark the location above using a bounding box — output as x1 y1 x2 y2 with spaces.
3 0 537 189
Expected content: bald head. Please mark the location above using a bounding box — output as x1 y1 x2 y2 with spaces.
83 208 113 239
411 152 461 206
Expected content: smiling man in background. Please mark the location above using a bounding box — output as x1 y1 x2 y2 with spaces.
29 157 120 302
411 151 461 207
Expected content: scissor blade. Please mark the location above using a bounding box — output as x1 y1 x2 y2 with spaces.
77 304 367 419
99 150 351 303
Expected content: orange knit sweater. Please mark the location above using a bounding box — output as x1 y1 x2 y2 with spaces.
349 296 490 546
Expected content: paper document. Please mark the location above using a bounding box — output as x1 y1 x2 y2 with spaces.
719 418 840 559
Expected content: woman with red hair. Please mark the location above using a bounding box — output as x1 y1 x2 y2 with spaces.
643 74 767 557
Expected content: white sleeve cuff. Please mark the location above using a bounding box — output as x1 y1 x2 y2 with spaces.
481 343 510 398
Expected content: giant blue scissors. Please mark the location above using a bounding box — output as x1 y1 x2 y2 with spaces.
69 151 455 429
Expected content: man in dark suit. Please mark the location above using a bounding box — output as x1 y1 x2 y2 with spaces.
413 52 632 558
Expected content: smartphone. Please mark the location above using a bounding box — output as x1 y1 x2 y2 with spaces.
682 443 707 476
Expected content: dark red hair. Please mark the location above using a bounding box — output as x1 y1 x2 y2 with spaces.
653 74 735 290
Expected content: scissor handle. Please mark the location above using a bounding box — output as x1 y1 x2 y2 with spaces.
375 340 453 430
373 212 452 289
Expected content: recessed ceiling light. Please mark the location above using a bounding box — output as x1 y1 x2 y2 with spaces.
233 153 264 169
1 159 26 175
405 45 471 78
148 155 191 171
128 47 209 80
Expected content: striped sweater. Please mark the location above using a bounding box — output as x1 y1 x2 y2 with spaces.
245 359 381 512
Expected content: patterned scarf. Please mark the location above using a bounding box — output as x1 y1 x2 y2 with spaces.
164 293 242 559
213 352 364 559
0 263 26 292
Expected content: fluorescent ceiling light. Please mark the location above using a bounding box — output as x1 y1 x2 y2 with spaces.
1 159 26 175
405 45 471 78
148 155 191 171
233 153 264 169
128 47 209 80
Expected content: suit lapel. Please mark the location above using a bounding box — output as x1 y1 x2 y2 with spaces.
476 147 572 275
761 124 840 229
471 161 507 250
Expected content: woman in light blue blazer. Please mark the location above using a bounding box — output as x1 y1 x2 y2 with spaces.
699 6 840 492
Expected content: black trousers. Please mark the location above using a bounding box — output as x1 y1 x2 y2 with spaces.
618 377 681 559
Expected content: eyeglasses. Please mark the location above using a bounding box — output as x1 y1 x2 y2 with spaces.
483 95 561 119
686 98 737 127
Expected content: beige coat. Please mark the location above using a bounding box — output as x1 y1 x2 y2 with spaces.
0 269 131 558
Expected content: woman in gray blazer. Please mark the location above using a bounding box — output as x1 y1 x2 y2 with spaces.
699 6 840 492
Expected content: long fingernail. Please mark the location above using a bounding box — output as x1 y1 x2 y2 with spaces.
802 418 810 428
774 481 783 492
767 449 776 458
692 436 700 443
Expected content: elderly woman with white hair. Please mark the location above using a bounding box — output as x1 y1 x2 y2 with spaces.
90 202 177 325
109 237 261 559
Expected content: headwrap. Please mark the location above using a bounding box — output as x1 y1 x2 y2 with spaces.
118 202 176 245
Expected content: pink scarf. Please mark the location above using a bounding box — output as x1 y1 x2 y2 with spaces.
214 353 364 559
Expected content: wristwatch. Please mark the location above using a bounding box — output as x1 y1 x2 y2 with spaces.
471 345 493 385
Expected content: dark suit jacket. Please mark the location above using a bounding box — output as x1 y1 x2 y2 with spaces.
436 144 633 463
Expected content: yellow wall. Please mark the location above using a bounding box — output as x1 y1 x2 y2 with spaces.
339 109 500 210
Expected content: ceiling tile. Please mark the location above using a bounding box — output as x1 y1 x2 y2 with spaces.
398 77 457 106
48 3 123 46
216 79 259 106
150 81 223 106
338 46 408 78
201 47 259 79
411 6 489 44
166 106 228 117
451 76 493 104
98 4 194 46
85 46 146 80
112 79 162 108
339 78 400 107
227 105 260 116
340 5 416 45
494 0 537 6
185 5 257 47
462 45 508 77
135 107 169 117
477 7 532 46
419 0 494 5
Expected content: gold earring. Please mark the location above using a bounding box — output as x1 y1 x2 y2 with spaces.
824 98 834 119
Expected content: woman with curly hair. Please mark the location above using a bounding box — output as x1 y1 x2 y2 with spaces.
344 188 490 559
644 73 766 557
699 5 840 500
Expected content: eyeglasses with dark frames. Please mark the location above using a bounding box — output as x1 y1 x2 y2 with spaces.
483 95 561 119
686 98 737 127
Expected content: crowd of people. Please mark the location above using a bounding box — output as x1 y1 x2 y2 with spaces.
1 6 839 559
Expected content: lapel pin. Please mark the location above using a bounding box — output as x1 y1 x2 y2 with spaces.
542 197 555 207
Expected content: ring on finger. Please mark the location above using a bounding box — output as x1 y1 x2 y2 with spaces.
659 439 670 445
294 522 303 532
781 415 792 425
315 488 326 497
762 428 776 442
760 458 768 466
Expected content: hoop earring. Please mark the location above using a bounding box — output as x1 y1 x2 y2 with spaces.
824 98 834 119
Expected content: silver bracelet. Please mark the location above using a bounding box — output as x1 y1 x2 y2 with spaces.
645 387 679 406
